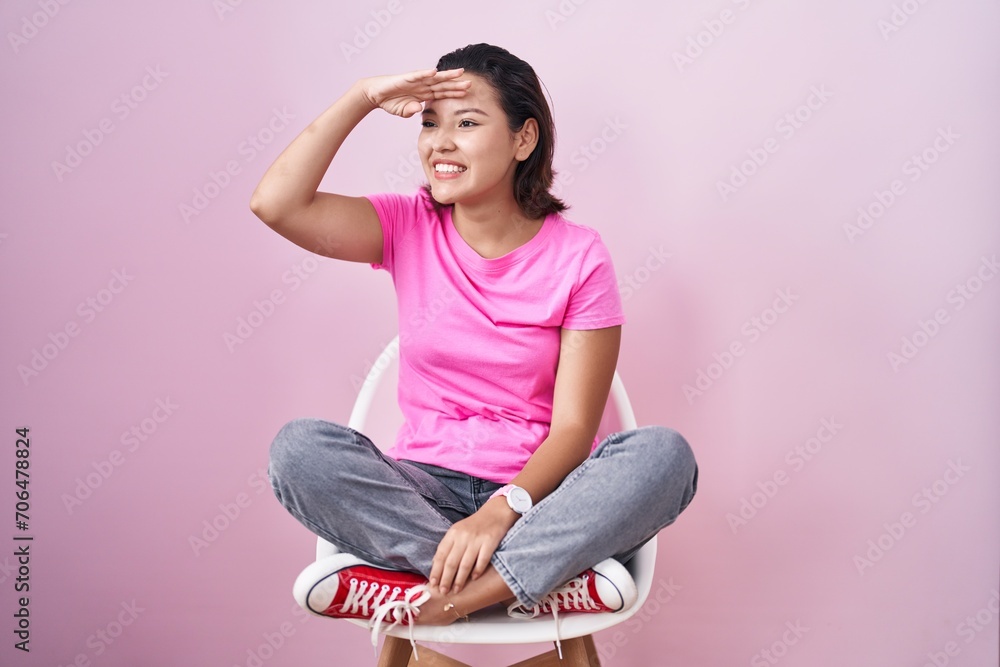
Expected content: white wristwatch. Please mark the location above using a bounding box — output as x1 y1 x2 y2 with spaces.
490 484 533 514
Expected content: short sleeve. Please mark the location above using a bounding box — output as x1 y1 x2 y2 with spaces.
562 234 626 329
364 189 439 274
363 191 408 274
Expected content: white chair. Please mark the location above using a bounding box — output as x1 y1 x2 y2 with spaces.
315 335 658 667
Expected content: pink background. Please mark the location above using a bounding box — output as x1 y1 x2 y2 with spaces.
2 1 998 665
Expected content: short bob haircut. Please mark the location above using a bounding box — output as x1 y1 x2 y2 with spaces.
420 43 568 220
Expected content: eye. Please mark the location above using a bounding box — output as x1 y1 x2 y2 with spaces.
421 120 436 128
459 119 477 127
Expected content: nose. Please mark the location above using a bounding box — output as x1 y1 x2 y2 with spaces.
431 126 456 153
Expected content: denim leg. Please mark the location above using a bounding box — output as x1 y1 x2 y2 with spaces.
267 417 469 576
490 425 698 607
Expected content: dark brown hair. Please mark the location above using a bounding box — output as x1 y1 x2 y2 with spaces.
420 43 568 219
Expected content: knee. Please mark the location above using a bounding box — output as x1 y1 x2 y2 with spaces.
268 417 329 477
635 425 697 482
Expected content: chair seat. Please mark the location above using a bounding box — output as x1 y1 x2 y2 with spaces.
317 537 657 645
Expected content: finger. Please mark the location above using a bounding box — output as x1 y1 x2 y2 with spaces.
451 549 480 594
472 544 494 581
407 68 439 82
434 82 472 95
429 536 453 588
438 547 468 594
429 558 441 589
430 77 472 89
399 100 423 118
407 78 470 102
438 554 461 594
418 84 471 102
415 68 464 87
431 89 471 100
431 67 465 78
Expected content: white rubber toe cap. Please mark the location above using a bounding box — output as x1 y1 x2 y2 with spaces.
591 558 638 612
292 553 368 615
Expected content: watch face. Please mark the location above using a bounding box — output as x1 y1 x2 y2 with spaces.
509 486 532 513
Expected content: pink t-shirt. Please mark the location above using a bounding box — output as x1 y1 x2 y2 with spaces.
365 188 625 483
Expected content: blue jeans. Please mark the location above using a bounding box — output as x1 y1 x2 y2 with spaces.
267 418 698 607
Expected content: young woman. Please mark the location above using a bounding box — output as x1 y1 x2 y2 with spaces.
251 43 698 655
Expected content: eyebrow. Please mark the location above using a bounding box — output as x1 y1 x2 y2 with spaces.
421 107 489 117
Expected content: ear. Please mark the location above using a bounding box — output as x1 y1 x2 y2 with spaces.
514 118 539 162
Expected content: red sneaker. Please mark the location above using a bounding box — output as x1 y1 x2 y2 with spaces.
506 558 637 658
294 553 432 651
507 557 638 618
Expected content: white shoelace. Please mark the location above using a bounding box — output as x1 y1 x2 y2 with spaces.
337 577 432 660
507 574 597 659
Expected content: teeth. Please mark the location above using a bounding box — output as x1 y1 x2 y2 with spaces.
435 164 466 173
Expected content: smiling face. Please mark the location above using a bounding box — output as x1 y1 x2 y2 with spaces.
418 73 537 213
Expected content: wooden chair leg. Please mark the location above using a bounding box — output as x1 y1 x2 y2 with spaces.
508 635 600 667
382 634 600 667
509 649 562 667
377 635 413 667
582 635 600 666
406 645 472 666
560 636 600 666
376 638 472 667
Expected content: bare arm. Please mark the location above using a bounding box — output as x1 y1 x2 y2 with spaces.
430 325 622 593
248 69 470 262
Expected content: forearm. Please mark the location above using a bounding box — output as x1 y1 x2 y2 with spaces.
475 426 592 534
249 82 375 222
511 426 594 506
